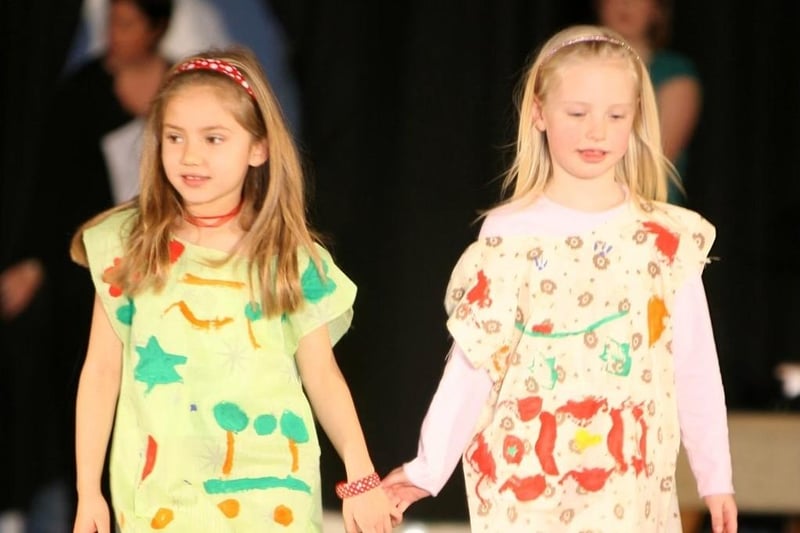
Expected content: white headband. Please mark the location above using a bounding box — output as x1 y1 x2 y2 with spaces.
542 35 640 63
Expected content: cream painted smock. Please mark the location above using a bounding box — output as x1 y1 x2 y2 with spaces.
83 209 356 532
445 200 714 532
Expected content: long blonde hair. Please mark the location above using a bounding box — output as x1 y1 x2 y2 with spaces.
71 47 320 317
498 25 676 210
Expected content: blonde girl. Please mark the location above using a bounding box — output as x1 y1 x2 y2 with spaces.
383 25 736 533
71 47 397 533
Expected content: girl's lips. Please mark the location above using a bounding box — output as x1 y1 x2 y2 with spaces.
181 174 209 186
578 149 607 163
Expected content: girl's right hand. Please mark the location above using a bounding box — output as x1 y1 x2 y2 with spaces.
73 493 111 533
381 466 431 515
342 485 399 533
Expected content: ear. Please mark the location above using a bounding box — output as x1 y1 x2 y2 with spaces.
532 99 546 132
249 138 268 167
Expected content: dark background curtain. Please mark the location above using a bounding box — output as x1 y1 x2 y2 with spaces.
2 0 798 522
1 0 83 511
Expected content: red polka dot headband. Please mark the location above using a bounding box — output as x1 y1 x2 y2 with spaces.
174 58 256 98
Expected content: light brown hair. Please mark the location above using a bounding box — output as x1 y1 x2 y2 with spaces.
71 47 321 317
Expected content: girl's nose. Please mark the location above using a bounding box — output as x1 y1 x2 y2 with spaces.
181 143 202 166
587 118 607 141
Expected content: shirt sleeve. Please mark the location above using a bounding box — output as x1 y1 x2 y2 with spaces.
403 343 493 496
283 244 357 350
673 274 734 497
83 210 136 341
444 239 532 381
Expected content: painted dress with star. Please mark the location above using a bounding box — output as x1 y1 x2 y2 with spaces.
446 200 714 532
83 209 356 532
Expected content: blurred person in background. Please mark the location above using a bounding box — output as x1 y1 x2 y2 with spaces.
596 0 701 206
66 0 301 134
0 2 173 531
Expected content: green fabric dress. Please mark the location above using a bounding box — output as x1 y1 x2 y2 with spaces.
83 209 356 532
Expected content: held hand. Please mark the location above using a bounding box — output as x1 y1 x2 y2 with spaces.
73 493 111 533
342 486 400 533
704 493 738 533
381 466 431 515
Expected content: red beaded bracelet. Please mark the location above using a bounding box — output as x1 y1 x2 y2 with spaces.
335 472 381 499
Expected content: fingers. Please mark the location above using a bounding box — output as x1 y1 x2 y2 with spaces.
710 505 736 533
346 512 396 532
389 503 403 521
391 513 403 528
343 512 358 533
380 467 403 486
724 504 738 533
709 509 723 533
97 516 111 533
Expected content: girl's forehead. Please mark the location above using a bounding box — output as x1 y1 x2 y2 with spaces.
163 84 240 113
168 82 235 102
546 57 637 100
553 56 634 80
162 85 244 124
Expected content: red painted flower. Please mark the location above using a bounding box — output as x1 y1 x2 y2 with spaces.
102 258 124 297
503 434 525 464
642 221 679 264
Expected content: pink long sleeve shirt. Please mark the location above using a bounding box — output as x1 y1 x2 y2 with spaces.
404 196 734 499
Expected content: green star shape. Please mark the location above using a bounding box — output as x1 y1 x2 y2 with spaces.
301 259 336 302
134 336 188 393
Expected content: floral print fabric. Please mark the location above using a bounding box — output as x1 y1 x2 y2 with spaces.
446 201 714 532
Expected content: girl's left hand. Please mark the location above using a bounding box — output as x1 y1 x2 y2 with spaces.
343 486 400 533
703 493 737 533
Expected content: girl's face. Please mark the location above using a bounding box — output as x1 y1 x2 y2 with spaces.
596 0 657 43
161 85 267 216
107 0 162 65
534 57 637 186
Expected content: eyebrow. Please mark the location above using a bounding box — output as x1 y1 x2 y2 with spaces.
163 123 233 132
559 101 634 106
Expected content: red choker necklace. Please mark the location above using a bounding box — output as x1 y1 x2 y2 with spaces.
183 200 243 228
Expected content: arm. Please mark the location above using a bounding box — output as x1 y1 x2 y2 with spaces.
673 275 737 532
382 344 492 511
295 324 395 533
657 76 701 162
403 344 492 495
73 294 123 533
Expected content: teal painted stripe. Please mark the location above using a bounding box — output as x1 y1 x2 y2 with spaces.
204 475 311 494
516 310 628 338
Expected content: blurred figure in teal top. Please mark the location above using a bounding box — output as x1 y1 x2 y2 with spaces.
596 0 701 205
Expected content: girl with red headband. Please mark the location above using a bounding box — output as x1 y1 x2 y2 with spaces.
70 47 397 533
